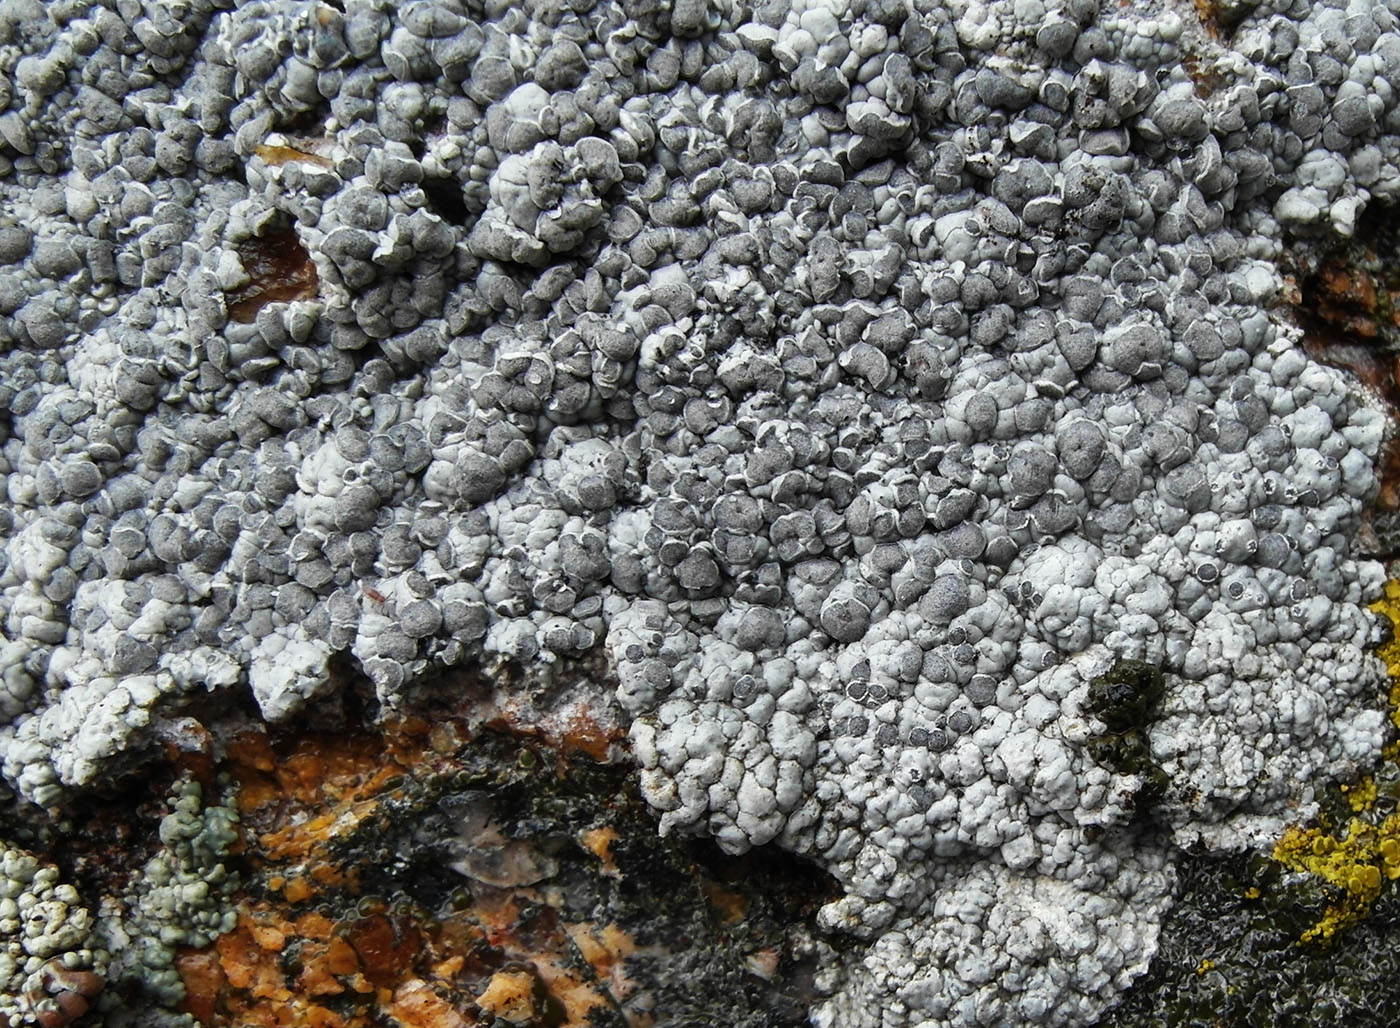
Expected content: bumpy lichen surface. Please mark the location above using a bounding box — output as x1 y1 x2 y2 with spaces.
0 845 101 1028
1254 580 1400 945
1101 581 1400 1028
93 776 239 1024
2 0 1398 1024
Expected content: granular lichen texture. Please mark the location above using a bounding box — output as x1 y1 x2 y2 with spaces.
2 0 1400 1025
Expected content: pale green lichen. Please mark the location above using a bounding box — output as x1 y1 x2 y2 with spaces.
91 775 239 1026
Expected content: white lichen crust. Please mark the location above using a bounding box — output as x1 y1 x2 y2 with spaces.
1 0 1398 1024
0 846 99 1027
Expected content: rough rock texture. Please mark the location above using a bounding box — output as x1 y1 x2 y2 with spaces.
1097 582 1400 1028
0 665 837 1027
1100 843 1400 1028
3 0 1400 1024
180 684 836 1028
1291 201 1400 520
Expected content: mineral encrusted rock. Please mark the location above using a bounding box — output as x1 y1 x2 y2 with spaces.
169 696 834 1028
2 0 1399 1024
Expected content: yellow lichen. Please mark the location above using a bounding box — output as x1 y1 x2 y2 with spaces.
1342 775 1377 813
1262 580 1400 943
1371 579 1400 732
1272 817 1400 942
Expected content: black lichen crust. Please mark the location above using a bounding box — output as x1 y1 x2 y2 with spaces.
1098 846 1400 1028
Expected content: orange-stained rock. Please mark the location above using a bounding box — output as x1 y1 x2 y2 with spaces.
474 968 542 1025
174 683 834 1028
563 922 640 1009
248 919 287 952
346 914 421 984
295 942 344 998
389 979 471 1028
227 732 279 774
326 935 362 977
176 948 226 1024
704 881 750 926
305 1006 348 1028
1291 212 1400 522
579 826 619 872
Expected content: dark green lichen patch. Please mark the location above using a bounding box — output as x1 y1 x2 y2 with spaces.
1086 660 1170 813
1097 845 1400 1028
1088 660 1166 732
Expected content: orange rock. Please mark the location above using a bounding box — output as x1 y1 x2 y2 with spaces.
309 863 352 888
297 911 336 938
347 914 420 984
217 926 260 991
578 826 619 872
557 707 625 760
565 923 607 969
182 706 819 1028
474 969 540 1025
703 881 749 925
248 921 287 952
176 948 226 1024
326 935 362 977
388 980 470 1028
305 1006 347 1028
227 732 278 774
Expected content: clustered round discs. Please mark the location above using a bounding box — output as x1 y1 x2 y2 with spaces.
0 846 101 1028
0 0 1396 1025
